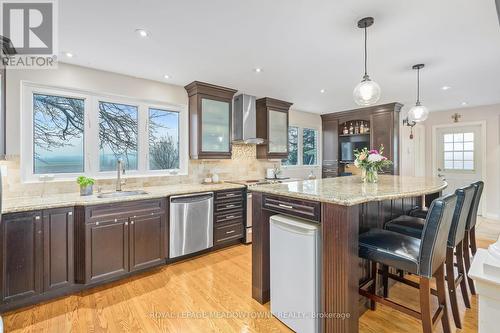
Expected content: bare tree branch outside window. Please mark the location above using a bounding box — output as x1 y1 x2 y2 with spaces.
33 94 180 174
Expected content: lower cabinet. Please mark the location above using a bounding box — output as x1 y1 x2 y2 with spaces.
86 218 129 283
1 208 74 304
129 213 166 271
213 189 246 247
76 199 167 285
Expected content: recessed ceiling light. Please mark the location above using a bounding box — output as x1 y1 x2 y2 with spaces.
441 86 451 91
254 68 262 73
320 89 326 93
135 29 150 38
461 101 468 106
64 52 74 58
163 74 170 79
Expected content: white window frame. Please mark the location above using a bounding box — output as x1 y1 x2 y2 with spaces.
282 126 320 168
21 82 187 183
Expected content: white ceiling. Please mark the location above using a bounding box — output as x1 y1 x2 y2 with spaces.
60 0 500 114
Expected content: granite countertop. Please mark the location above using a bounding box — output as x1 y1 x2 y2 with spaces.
2 183 245 214
249 175 447 206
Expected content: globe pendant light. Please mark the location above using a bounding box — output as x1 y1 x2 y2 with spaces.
353 17 381 106
408 64 429 123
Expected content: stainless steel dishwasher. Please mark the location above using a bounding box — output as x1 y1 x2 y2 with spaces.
169 192 213 259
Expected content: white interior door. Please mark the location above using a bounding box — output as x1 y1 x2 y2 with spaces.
435 124 483 214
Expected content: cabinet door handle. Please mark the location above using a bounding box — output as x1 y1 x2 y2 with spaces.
225 215 235 220
226 230 235 234
278 203 293 209
227 204 236 208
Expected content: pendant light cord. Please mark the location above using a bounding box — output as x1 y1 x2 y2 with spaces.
364 26 368 76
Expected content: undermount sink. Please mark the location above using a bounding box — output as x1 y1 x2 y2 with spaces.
97 190 148 198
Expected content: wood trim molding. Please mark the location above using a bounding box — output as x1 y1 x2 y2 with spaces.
184 81 237 99
321 102 403 121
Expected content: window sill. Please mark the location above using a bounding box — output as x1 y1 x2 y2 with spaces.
23 171 189 184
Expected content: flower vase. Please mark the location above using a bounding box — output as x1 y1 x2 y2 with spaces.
361 168 378 183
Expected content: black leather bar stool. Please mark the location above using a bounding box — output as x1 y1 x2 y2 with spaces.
359 193 456 333
384 185 475 329
463 181 484 295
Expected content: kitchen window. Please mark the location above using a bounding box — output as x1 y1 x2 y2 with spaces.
282 126 299 166
149 108 180 170
33 93 85 174
21 83 187 182
99 101 139 171
282 127 319 167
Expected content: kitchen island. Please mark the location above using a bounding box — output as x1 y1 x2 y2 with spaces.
249 175 447 333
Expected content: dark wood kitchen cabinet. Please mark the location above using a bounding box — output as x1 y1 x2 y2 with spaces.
256 98 293 159
321 102 402 176
85 218 129 283
322 119 339 178
75 199 167 285
1 207 74 304
185 81 238 159
129 213 166 271
1 211 42 303
43 207 74 292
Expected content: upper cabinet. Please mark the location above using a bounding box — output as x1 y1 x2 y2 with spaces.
321 102 402 176
185 81 237 159
256 97 293 159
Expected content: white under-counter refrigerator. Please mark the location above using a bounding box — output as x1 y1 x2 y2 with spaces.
270 214 321 333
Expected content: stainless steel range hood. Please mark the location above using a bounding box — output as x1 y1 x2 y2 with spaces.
232 94 265 144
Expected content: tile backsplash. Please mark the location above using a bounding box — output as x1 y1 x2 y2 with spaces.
0 144 277 198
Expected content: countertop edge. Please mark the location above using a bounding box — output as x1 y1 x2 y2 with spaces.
2 183 246 214
249 181 447 206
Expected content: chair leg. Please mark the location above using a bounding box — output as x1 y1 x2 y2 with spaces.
419 276 433 333
456 241 471 309
382 265 389 298
463 231 476 295
370 261 378 310
435 264 452 333
470 225 478 255
445 247 462 328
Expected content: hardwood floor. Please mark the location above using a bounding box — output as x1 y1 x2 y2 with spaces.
3 219 498 333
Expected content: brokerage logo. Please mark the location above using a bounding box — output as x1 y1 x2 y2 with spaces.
0 0 58 69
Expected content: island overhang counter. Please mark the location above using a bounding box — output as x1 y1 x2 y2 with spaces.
249 175 447 333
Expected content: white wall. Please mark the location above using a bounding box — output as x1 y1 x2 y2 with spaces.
422 105 500 220
281 109 322 179
6 63 187 155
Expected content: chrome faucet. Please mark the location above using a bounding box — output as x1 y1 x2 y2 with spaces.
116 158 126 191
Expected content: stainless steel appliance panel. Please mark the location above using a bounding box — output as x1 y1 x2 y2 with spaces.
169 193 213 258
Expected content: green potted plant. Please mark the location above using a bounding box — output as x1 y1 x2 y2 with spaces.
77 176 95 196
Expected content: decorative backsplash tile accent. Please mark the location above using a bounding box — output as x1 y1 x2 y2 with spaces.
0 145 275 198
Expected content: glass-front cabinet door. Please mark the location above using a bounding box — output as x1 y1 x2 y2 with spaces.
201 98 230 153
268 110 288 154
185 81 236 159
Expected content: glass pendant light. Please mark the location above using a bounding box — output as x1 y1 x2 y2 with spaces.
408 64 429 122
353 17 381 106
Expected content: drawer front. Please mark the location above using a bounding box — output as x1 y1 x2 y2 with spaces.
215 201 243 213
215 210 244 224
86 199 165 222
262 195 320 222
215 190 244 202
214 222 244 244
